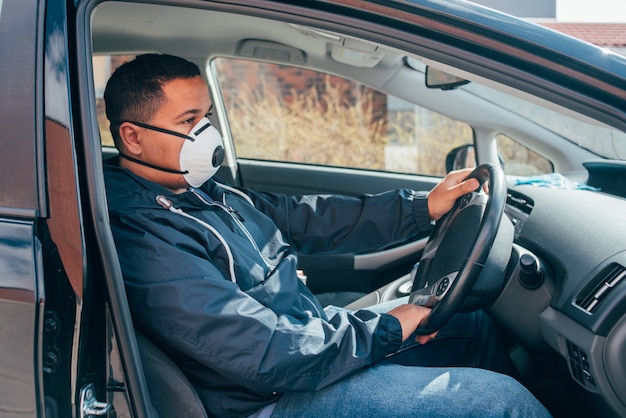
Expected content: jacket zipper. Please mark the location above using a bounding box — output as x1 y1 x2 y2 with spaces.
158 192 323 317
189 188 275 269
189 189 323 316
156 195 237 283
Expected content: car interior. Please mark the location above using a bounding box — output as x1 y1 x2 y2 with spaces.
75 1 626 417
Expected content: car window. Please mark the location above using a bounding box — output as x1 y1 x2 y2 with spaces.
93 54 136 147
213 58 473 177
496 133 553 176
463 82 626 161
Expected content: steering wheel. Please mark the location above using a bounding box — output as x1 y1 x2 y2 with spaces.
409 163 507 335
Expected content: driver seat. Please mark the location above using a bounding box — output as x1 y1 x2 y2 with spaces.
135 331 208 418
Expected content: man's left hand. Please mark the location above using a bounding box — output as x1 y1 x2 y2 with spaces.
427 168 480 221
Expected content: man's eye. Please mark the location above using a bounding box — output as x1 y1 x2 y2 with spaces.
206 104 214 117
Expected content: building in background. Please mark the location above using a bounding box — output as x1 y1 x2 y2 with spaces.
472 0 626 55
537 22 626 56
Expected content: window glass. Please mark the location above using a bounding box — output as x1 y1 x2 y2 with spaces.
465 82 626 160
93 54 136 147
496 133 553 176
213 59 473 177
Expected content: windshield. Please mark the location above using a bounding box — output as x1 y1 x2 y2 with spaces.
462 82 626 160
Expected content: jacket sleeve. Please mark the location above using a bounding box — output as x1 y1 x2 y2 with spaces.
111 209 403 393
243 188 433 254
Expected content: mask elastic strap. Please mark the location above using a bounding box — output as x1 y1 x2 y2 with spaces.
118 152 188 175
121 120 194 141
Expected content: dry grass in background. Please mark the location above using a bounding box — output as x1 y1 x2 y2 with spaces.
220 73 472 176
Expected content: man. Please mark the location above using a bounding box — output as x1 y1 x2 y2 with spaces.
103 54 550 417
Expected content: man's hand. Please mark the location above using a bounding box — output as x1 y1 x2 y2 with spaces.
427 168 480 221
387 304 438 344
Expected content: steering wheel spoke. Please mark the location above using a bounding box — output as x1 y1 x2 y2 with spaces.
409 271 458 308
410 164 508 335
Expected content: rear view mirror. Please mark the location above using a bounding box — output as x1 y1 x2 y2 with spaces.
425 66 470 90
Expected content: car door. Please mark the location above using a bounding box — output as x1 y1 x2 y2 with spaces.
0 0 44 403
0 1 80 416
0 1 154 417
208 57 475 297
0 1 91 416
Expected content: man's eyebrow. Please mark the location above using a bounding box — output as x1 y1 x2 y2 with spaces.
174 108 203 120
175 104 213 120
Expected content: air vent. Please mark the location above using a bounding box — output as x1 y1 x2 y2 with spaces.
575 263 626 313
506 191 533 214
505 191 533 239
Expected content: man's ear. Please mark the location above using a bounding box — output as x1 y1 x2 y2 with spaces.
118 122 142 155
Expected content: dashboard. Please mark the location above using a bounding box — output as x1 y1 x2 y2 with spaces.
493 184 626 417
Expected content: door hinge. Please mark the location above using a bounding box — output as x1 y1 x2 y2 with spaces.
80 383 112 417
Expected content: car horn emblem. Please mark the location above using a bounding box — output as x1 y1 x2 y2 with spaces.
460 193 473 209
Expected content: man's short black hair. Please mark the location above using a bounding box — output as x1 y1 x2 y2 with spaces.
104 53 201 148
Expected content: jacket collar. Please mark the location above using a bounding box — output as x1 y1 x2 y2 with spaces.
104 160 225 211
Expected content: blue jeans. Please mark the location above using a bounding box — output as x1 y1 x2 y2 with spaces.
269 298 551 417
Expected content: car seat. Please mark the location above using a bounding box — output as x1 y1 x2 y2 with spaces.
135 331 208 417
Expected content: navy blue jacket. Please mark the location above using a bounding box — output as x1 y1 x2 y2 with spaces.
104 164 434 417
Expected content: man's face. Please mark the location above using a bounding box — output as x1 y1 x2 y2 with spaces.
121 75 213 192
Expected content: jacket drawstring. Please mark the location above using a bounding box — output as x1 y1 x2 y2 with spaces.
214 181 255 207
